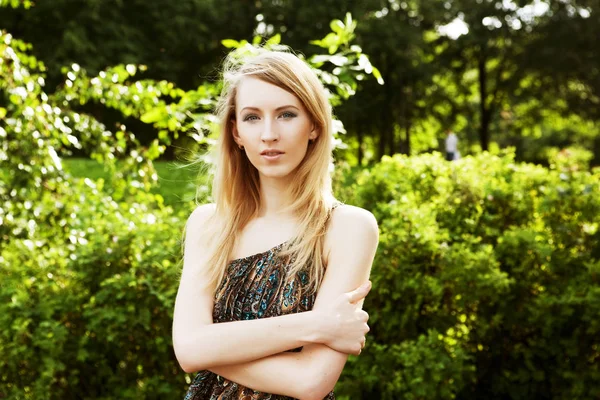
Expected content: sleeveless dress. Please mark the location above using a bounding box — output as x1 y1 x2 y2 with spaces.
183 241 336 400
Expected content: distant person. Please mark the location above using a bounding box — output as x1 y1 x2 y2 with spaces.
445 129 458 161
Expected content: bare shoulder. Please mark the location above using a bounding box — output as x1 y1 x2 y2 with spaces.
181 203 217 277
325 204 379 261
329 204 378 238
186 203 217 232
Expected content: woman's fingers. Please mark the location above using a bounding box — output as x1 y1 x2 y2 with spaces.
323 282 372 354
361 310 370 324
346 280 372 304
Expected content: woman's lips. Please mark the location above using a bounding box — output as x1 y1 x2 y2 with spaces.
261 150 284 161
261 153 283 161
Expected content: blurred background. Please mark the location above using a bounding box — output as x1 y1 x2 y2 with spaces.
1 0 599 399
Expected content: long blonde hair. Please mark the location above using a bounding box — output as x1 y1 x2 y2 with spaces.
199 48 337 293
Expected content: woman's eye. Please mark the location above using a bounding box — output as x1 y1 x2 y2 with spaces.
280 111 297 119
243 115 259 122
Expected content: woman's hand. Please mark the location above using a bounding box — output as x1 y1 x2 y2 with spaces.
315 281 371 355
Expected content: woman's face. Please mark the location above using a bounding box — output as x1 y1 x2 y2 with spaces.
233 77 316 182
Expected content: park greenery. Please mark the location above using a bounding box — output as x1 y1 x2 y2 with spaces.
1 0 599 399
1 0 599 164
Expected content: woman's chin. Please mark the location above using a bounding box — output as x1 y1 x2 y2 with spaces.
257 166 296 181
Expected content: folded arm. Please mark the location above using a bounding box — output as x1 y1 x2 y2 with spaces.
208 205 379 399
173 204 328 372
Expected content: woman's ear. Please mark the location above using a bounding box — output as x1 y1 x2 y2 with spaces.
309 125 319 141
231 120 243 147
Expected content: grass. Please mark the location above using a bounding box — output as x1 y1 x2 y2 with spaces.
63 158 204 211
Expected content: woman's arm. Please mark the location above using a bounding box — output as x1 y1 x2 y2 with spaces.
209 205 379 399
172 204 372 375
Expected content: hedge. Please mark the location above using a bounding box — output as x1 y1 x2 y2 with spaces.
334 151 600 400
3 151 599 399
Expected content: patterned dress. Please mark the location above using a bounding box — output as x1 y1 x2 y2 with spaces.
183 242 336 400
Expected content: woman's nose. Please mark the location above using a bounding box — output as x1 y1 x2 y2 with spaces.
260 119 279 142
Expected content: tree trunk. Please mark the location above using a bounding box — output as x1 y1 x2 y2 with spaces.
402 85 412 155
384 84 395 156
405 120 411 156
357 121 364 166
377 115 388 161
478 56 490 151
480 108 491 152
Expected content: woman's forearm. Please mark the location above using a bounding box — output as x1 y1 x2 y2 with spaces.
209 344 347 400
210 352 311 399
175 310 325 373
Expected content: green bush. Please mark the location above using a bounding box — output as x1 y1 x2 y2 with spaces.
334 152 600 400
0 180 186 399
0 28 203 400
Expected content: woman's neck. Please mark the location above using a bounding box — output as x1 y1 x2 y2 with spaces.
257 176 295 219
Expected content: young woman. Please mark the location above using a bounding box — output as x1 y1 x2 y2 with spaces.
172 49 379 400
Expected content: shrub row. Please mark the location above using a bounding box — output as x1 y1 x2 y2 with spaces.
334 151 600 400
2 151 599 399
0 178 187 399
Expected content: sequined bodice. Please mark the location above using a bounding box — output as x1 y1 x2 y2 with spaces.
183 243 335 400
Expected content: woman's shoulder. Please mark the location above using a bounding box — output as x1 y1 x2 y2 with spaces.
186 203 217 230
322 203 379 270
329 204 378 234
325 204 379 254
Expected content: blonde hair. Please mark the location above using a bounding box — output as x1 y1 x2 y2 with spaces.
200 48 337 293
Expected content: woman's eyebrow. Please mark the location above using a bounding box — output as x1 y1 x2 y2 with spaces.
240 105 300 112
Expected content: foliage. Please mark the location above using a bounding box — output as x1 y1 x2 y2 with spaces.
48 12 380 159
334 151 600 399
0 0 32 9
3 2 600 398
0 28 186 398
0 0 259 89
0 181 184 399
0 14 379 398
2 0 599 164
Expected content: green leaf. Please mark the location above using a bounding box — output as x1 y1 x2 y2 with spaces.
167 117 178 131
310 54 331 65
265 33 281 46
140 107 166 124
221 39 240 49
344 13 354 29
329 55 349 67
146 140 161 159
372 66 385 85
125 64 137 76
330 19 345 34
